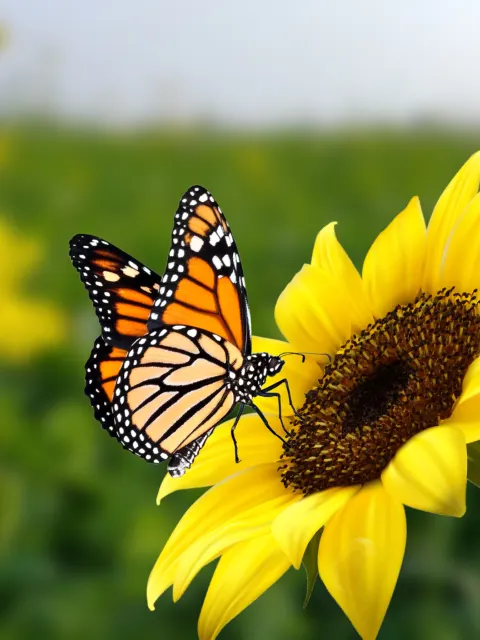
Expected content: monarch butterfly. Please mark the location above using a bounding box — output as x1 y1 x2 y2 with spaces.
70 186 297 476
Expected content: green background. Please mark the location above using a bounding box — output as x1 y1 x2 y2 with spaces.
2 124 480 639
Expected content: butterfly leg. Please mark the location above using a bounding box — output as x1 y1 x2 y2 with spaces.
256 389 290 435
261 378 303 422
230 403 246 464
251 402 288 446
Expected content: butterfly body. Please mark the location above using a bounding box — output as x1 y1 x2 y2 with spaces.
70 186 294 477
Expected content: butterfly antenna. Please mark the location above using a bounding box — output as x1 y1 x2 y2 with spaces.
279 351 332 363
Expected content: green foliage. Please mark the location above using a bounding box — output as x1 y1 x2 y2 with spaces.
2 124 480 638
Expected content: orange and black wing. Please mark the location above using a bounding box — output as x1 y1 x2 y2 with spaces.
147 186 252 356
84 337 128 437
112 326 244 475
70 234 161 350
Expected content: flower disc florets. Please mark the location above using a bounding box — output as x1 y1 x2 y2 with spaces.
281 288 480 495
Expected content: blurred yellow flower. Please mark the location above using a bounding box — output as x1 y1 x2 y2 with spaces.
0 218 65 363
0 23 9 52
148 152 480 639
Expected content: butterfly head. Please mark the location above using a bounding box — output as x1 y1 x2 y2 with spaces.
266 355 285 377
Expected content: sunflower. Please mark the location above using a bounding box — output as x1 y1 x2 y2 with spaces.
148 152 480 640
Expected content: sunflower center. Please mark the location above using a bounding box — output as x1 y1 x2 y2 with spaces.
280 288 480 496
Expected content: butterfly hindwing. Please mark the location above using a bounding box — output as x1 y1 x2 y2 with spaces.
147 186 252 356
70 234 161 349
111 326 244 467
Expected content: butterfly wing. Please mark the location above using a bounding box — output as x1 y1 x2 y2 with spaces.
85 337 128 436
112 326 244 475
70 234 161 349
147 186 252 356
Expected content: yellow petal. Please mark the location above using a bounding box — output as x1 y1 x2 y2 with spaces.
272 486 359 568
198 533 290 640
443 357 480 443
173 491 299 600
276 264 371 356
362 197 426 318
319 482 406 640
147 463 288 608
424 151 480 293
157 414 284 502
312 222 371 324
251 335 321 416
455 354 480 405
439 193 480 292
382 426 467 517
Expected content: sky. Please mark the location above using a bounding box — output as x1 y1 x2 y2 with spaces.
1 0 480 126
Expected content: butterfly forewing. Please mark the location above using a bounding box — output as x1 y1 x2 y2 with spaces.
112 327 243 465
70 234 161 349
85 337 128 436
147 186 252 355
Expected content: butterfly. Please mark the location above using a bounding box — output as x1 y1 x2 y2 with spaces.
70 186 298 477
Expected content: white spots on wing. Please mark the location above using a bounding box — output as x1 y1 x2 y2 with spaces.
199 193 208 203
217 226 224 238
168 261 175 268
178 248 185 258
212 256 222 270
181 211 189 220
177 264 185 273
190 235 204 252
187 328 197 338
122 266 139 278
171 274 179 282
230 271 237 283
212 334 221 342
190 199 197 206
226 234 233 247
172 325 185 330
209 231 220 246
222 254 231 267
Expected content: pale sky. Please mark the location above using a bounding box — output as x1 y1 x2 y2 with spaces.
1 0 480 126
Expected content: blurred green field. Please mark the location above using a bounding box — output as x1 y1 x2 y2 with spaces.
2 124 480 639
